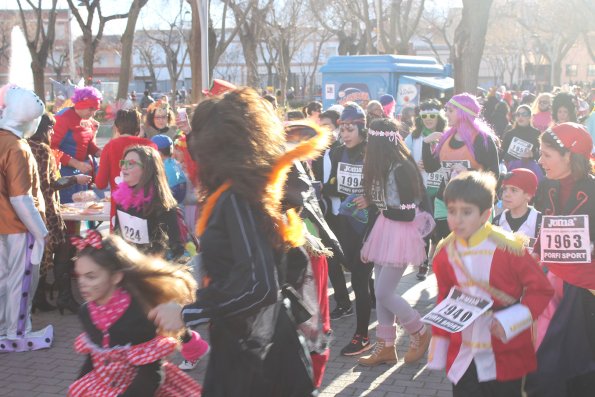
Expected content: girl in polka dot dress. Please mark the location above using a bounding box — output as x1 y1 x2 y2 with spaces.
68 231 204 397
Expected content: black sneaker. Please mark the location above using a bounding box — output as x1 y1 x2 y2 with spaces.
341 334 373 356
416 262 429 281
330 305 353 320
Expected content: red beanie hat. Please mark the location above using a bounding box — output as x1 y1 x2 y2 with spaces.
502 168 538 197
546 122 593 160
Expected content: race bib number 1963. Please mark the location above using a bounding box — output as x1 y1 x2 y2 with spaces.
422 288 493 333
117 210 150 244
540 215 591 264
337 162 363 195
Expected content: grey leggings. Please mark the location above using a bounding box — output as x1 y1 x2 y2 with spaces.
374 264 423 343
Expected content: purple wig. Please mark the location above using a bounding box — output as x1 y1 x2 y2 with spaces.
71 86 103 103
433 93 495 158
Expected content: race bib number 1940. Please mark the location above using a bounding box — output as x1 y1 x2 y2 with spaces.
540 215 591 264
117 210 150 244
422 288 493 333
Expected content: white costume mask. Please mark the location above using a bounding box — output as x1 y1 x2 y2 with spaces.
0 85 45 139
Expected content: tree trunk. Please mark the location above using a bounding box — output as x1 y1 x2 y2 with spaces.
240 34 260 88
188 0 203 103
117 0 148 100
453 0 493 94
83 35 95 85
31 59 46 102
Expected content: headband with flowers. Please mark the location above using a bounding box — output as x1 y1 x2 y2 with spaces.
367 128 400 142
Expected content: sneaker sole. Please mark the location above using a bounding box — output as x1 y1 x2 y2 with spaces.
341 343 374 356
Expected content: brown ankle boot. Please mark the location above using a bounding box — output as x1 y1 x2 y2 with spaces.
404 324 431 364
358 338 398 367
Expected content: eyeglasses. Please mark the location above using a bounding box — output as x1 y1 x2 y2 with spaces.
420 114 437 120
515 112 530 117
119 159 143 169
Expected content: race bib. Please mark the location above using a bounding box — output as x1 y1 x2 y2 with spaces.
540 215 591 264
507 137 533 159
441 160 471 182
117 210 150 244
426 170 443 189
370 180 386 210
337 162 363 195
422 287 493 333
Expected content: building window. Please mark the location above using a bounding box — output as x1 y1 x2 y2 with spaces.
565 64 578 77
588 65 595 77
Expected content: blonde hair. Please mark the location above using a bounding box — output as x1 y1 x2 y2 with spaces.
531 93 552 115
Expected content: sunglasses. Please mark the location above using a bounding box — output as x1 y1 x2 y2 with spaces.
119 159 143 169
420 114 437 120
539 101 550 105
515 112 530 117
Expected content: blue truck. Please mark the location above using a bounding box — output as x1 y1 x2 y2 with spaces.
320 54 453 115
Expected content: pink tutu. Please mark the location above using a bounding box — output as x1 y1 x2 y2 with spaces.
361 213 429 268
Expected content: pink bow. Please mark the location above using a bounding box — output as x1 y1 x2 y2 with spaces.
70 230 103 251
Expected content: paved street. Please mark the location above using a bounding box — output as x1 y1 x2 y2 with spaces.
0 267 451 397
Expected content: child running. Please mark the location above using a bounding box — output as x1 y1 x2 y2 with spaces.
68 231 204 396
358 118 434 366
427 171 553 397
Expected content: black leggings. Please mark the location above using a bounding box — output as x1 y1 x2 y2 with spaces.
453 362 522 397
336 216 373 337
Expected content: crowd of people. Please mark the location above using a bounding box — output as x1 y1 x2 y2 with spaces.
0 78 593 397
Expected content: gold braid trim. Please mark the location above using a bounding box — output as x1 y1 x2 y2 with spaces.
434 233 456 257
446 240 518 306
487 224 527 256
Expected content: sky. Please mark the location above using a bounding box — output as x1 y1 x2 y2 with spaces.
3 0 462 38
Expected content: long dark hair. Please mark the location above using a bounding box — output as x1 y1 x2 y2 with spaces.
302 101 322 117
122 145 178 216
189 87 286 247
412 99 446 138
29 113 55 144
363 118 424 203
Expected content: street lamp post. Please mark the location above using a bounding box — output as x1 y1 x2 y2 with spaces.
196 0 209 92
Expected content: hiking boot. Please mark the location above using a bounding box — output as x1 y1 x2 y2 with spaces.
341 334 373 356
330 305 354 320
404 324 431 364
358 338 398 366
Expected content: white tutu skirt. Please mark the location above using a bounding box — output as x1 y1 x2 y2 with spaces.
361 212 430 268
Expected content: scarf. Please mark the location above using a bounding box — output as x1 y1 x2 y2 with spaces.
87 288 132 348
112 182 153 211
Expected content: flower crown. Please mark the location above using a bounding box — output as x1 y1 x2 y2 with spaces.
367 128 400 142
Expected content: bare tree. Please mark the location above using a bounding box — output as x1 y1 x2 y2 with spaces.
208 0 244 78
452 0 494 93
48 47 69 83
66 0 128 84
117 0 149 100
0 15 19 73
16 0 58 101
228 0 274 88
380 0 426 55
134 35 161 92
144 0 189 108
262 0 313 107
419 7 459 64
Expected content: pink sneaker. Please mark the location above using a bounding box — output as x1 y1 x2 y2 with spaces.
179 330 210 370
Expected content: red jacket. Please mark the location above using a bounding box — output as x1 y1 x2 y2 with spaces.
428 224 553 383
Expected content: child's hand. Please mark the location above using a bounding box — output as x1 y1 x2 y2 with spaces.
148 301 185 332
490 318 506 341
353 195 369 209
75 174 92 185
